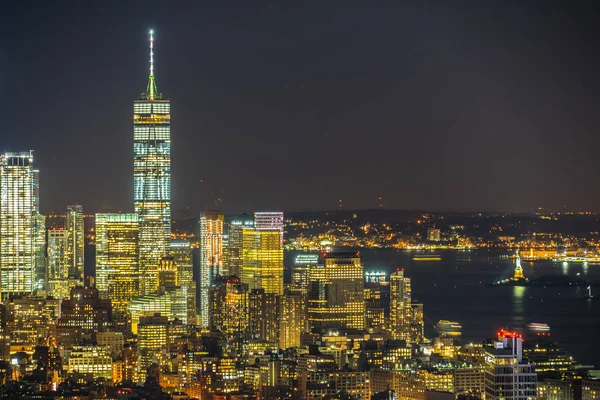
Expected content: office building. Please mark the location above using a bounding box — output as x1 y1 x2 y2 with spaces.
241 226 284 296
67 345 112 380
57 287 113 336
171 240 196 322
5 296 60 355
127 286 188 334
364 273 389 331
134 31 171 296
307 252 365 331
254 212 284 234
292 254 320 294
484 330 537 400
279 287 307 350
199 211 224 327
65 204 84 281
137 313 169 382
225 218 254 278
582 379 600 400
0 151 45 299
95 213 139 330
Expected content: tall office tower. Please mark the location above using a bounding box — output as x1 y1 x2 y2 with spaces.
390 269 414 341
210 276 248 354
364 278 387 332
33 214 46 291
226 218 254 277
95 213 139 330
199 211 224 328
0 151 45 299
484 330 537 400
248 288 280 344
292 254 320 294
279 286 307 350
137 313 169 382
254 212 284 233
241 226 284 296
307 252 365 331
171 240 196 322
134 30 171 296
410 302 425 344
47 228 72 299
64 204 84 281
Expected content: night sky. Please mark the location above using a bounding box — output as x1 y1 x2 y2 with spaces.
2 1 600 216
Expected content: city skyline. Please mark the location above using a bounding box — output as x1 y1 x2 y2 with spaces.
3 2 600 215
1 4 600 398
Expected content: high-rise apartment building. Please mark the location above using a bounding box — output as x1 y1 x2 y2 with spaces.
0 151 45 299
307 252 365 331
95 213 139 330
484 331 537 400
65 204 84 281
248 288 280 344
279 286 307 350
134 31 171 296
390 269 418 342
47 228 74 299
199 211 224 328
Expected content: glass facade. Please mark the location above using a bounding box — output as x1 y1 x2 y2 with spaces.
241 227 284 296
95 213 139 330
134 67 171 296
65 204 84 281
0 151 45 299
199 211 224 327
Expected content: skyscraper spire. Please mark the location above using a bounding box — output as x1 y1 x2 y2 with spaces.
145 29 159 100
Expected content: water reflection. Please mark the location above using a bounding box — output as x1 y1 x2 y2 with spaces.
512 286 526 328
583 262 588 275
562 261 569 275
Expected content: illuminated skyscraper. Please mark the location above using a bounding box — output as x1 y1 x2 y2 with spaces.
254 212 284 233
241 227 284 296
137 313 169 382
199 211 224 328
248 288 280 343
0 151 45 299
292 254 320 294
170 240 196 321
95 213 139 330
279 286 307 350
65 204 84 281
210 276 248 354
226 217 254 278
307 252 365 330
484 330 537 400
134 30 171 295
390 270 424 343
47 228 75 299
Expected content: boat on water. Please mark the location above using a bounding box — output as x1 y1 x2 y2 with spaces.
412 254 442 261
527 322 550 332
